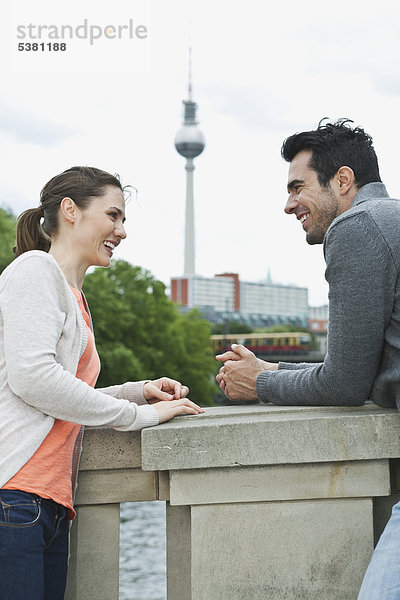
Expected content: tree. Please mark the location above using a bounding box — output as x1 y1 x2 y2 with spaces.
0 207 16 273
166 308 217 402
83 260 217 405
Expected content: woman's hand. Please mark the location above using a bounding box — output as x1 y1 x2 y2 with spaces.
152 398 204 423
143 377 204 423
143 377 189 404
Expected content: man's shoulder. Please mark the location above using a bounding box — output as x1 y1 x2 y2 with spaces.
328 194 400 240
324 194 400 269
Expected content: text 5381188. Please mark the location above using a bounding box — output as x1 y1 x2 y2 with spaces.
18 43 67 51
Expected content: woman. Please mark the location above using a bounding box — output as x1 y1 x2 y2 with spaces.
0 166 203 600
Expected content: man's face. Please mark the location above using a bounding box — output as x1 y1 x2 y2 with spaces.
285 150 341 245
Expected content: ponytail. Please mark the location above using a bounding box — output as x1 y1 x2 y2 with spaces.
15 206 51 257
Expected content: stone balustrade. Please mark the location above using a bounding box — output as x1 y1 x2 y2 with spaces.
65 403 400 600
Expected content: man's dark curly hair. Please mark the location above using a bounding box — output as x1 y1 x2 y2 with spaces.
281 118 381 188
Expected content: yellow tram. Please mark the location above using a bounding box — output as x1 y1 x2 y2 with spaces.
210 332 312 356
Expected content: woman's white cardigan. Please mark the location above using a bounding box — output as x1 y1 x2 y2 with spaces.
0 251 159 487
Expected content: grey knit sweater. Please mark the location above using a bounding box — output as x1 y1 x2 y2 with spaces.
0 251 159 487
256 182 400 409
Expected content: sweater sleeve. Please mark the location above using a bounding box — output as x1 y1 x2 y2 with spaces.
278 362 321 370
1 256 159 430
97 381 149 405
256 212 396 406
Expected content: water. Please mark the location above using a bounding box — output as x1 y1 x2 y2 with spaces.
119 501 167 600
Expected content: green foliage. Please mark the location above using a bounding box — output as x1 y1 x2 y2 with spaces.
167 309 217 402
0 207 16 273
211 321 254 334
83 260 217 405
95 342 147 384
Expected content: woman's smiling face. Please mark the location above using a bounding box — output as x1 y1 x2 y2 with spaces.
73 185 127 269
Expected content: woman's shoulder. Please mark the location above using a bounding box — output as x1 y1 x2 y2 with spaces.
0 251 68 293
2 250 58 275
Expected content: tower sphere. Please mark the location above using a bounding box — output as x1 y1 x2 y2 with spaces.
175 126 205 159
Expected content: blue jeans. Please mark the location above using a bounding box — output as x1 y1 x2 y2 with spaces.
0 489 69 600
358 500 400 599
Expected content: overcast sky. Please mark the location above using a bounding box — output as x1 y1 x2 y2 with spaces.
1 0 400 306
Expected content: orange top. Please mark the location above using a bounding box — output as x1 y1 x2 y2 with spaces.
4 287 100 519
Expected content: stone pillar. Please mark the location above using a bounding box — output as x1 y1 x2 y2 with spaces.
65 428 157 600
166 504 192 598
141 403 400 600
163 463 384 599
65 504 120 600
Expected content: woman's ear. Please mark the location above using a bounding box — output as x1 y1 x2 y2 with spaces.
59 197 77 224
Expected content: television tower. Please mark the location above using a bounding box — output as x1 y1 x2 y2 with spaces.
174 47 205 275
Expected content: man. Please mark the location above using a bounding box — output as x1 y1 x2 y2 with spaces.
216 119 400 598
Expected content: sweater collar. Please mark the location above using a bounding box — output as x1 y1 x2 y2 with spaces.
351 182 390 207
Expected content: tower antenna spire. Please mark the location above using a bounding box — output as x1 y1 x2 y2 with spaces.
188 45 192 101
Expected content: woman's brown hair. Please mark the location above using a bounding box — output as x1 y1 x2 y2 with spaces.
15 166 123 256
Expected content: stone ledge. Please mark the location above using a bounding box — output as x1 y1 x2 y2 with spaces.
168 459 390 505
75 468 157 504
141 403 400 471
81 428 141 470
